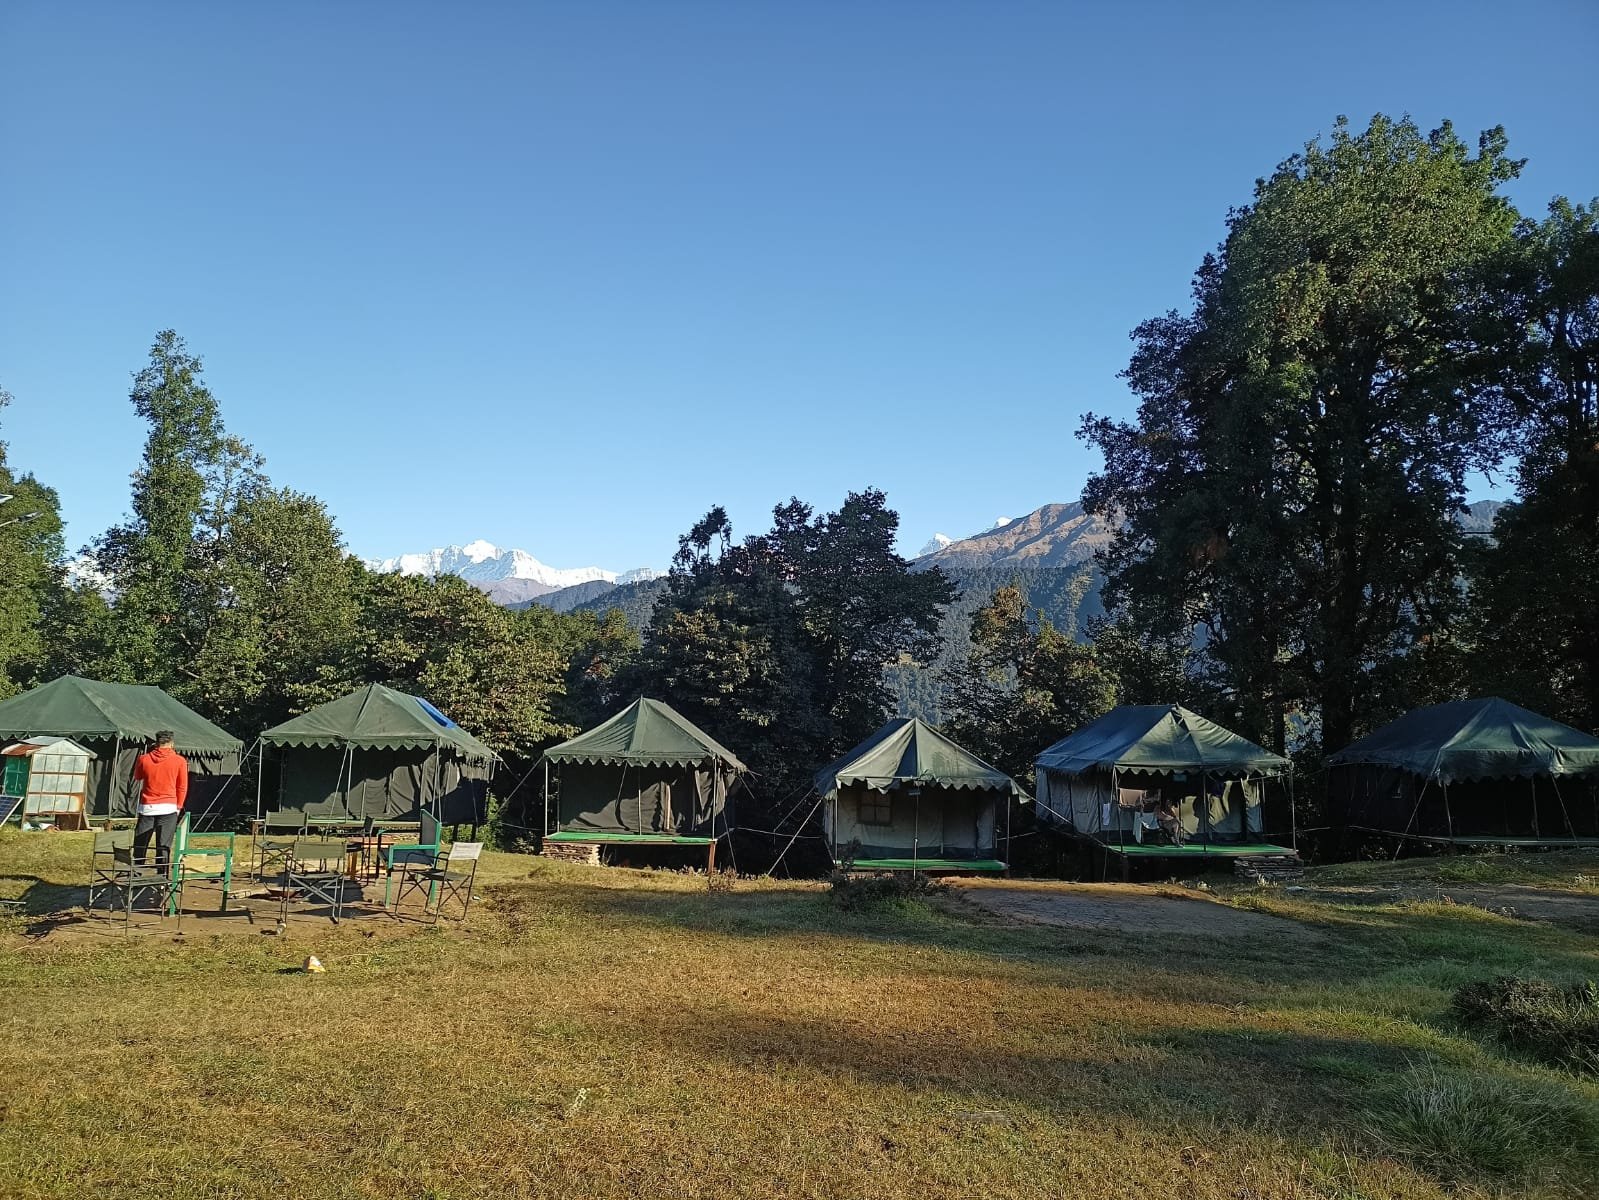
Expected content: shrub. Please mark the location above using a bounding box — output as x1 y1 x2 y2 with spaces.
1453 975 1599 1075
827 870 948 911
1364 1067 1599 1185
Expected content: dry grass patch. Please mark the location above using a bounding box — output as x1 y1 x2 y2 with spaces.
3 831 1598 1198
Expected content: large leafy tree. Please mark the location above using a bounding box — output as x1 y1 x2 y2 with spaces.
179 485 365 732
92 331 226 685
637 492 954 804
0 388 67 697
1081 115 1522 752
1469 199 1599 730
637 506 828 802
343 571 571 758
943 585 1116 786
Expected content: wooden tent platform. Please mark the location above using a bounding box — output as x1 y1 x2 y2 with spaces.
544 831 718 845
839 857 1007 873
1099 841 1291 858
542 829 723 870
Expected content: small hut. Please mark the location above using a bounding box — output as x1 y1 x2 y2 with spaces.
0 676 242 818
1035 705 1293 875
1326 697 1599 846
258 685 497 826
817 717 1027 873
539 698 745 868
2 737 94 827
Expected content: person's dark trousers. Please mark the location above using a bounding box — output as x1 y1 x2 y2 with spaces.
133 812 179 871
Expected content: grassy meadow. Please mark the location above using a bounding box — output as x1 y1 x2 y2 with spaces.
2 830 1597 1200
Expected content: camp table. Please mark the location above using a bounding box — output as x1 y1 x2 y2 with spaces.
344 835 384 880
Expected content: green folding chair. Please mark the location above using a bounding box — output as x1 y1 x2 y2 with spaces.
173 828 236 915
393 841 483 923
383 812 440 911
88 830 183 932
281 840 350 924
256 810 305 880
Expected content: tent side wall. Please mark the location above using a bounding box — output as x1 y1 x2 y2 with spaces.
275 745 490 824
1330 763 1599 839
77 738 239 819
555 761 731 838
827 783 999 860
1037 766 1265 841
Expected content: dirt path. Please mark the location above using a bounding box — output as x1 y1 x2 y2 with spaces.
951 879 1313 938
1300 882 1599 933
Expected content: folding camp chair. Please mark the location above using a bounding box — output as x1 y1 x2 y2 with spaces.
281 840 350 924
383 811 441 910
256 810 306 879
88 831 183 931
175 832 236 914
393 842 483 923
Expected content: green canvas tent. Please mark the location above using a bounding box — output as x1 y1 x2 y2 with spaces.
0 675 242 818
816 717 1027 872
1327 697 1599 843
1034 705 1291 851
540 698 744 845
259 685 497 825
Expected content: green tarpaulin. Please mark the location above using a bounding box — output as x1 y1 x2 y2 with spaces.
259 685 497 824
261 684 496 760
1034 706 1287 845
1326 698 1599 842
0 675 243 817
1326 697 1599 784
818 718 1025 866
0 675 241 756
541 699 744 840
1035 705 1288 776
542 697 745 769
816 717 1026 798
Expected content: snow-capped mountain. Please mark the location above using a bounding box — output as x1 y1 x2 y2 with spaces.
364 539 662 592
916 533 954 557
366 540 610 588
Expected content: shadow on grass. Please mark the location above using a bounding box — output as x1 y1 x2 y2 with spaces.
488 876 1382 1003
1 873 85 916
611 995 1453 1145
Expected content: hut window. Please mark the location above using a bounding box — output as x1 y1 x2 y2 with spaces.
859 793 892 825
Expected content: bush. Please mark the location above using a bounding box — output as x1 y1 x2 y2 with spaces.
1453 975 1599 1075
827 871 948 911
1364 1067 1599 1185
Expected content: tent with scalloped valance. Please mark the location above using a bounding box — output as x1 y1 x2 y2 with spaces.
0 675 242 818
817 717 1026 872
539 698 745 840
258 684 496 824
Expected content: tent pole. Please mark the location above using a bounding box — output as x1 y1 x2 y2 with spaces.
1443 783 1455 849
912 787 919 878
543 759 551 839
1395 779 1428 859
111 735 122 824
1530 775 1540 841
1005 790 1012 877
1550 775 1577 841
255 741 264 823
1288 770 1298 852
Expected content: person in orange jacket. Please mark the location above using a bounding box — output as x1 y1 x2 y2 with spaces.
132 730 189 870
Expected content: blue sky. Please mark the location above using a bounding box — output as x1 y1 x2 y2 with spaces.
3 2 1595 570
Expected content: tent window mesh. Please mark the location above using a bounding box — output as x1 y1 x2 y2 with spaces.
859 794 892 825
